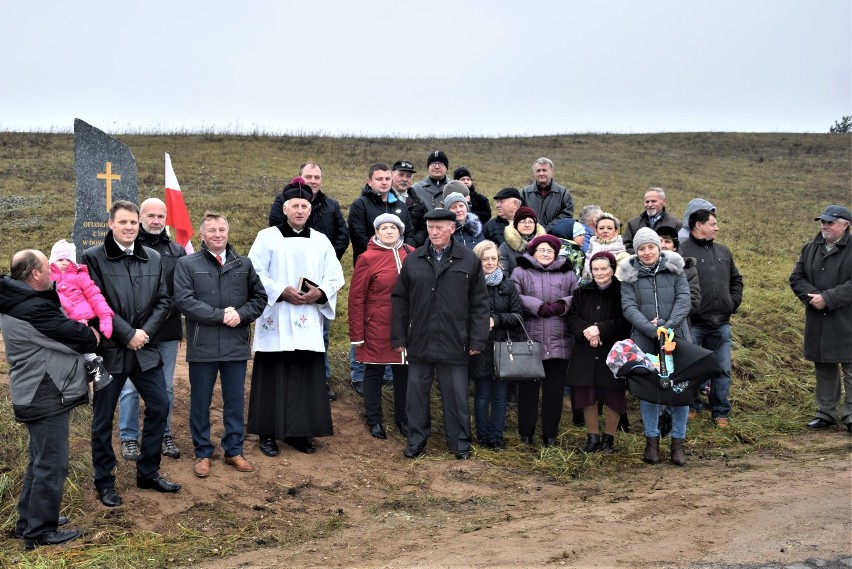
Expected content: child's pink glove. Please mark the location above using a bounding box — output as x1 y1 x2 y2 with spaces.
99 317 113 340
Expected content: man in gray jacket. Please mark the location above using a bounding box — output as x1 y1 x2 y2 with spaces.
174 211 268 477
1 250 100 549
520 157 574 232
412 150 451 211
790 205 852 433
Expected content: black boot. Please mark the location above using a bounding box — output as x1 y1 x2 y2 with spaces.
643 436 660 464
670 438 686 466
584 433 601 453
600 434 615 454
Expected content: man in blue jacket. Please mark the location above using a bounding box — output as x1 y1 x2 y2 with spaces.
1 249 100 549
174 211 267 477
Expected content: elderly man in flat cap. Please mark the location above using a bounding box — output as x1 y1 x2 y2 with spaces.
391 208 490 459
790 205 852 433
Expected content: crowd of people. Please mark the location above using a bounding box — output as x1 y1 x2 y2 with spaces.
1 148 849 551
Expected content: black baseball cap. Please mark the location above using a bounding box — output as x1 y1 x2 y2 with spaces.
392 160 417 173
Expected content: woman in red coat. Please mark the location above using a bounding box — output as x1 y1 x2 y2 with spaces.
348 214 412 439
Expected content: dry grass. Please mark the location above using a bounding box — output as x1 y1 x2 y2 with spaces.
0 131 850 567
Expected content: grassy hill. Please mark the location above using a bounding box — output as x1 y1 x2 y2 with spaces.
0 131 849 565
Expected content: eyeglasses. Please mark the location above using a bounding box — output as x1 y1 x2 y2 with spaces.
517 218 535 224
429 162 446 167
534 248 555 254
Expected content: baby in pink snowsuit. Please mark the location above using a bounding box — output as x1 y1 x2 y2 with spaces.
49 239 114 390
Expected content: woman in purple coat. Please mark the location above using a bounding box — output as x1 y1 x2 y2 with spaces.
511 234 579 447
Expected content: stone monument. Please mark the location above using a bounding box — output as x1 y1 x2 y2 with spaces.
72 118 138 255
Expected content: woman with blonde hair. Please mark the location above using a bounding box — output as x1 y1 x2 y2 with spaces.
469 240 523 449
582 212 628 283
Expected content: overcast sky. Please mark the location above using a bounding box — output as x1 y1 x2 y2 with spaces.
1 0 849 136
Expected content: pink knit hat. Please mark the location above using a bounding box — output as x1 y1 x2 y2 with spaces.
49 239 77 264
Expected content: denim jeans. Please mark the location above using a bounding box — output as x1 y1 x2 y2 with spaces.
691 323 732 418
119 340 178 439
93 366 168 488
473 375 509 443
640 401 688 438
16 411 70 540
350 344 392 384
189 360 248 458
350 344 365 383
323 316 331 380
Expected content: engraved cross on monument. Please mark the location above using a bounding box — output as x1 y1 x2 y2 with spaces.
72 118 138 254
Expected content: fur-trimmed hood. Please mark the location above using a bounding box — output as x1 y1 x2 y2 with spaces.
502 223 547 253
455 212 483 235
619 250 685 284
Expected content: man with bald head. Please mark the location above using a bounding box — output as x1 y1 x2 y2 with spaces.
1 249 100 548
118 198 187 462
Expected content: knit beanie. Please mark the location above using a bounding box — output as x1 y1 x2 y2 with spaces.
373 213 405 234
453 166 472 180
632 227 662 251
589 250 617 271
426 150 449 169
443 192 468 212
50 239 77 264
442 180 469 202
528 234 561 255
513 206 538 229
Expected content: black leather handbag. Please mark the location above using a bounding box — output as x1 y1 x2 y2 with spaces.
493 315 546 381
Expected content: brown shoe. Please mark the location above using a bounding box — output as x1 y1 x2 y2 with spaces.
223 454 255 472
714 417 730 429
687 409 698 420
193 457 210 478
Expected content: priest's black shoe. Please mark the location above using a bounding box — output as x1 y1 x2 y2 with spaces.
806 417 835 430
542 437 558 447
519 435 533 445
369 424 387 439
395 421 409 437
98 486 122 507
24 528 80 550
258 436 279 456
136 475 181 493
285 437 316 454
403 443 425 458
455 449 472 460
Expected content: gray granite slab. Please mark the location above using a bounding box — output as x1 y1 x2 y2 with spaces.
72 118 138 256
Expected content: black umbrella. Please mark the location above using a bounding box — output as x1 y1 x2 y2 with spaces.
617 338 721 406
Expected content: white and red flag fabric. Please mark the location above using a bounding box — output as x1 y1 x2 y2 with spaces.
164 153 194 253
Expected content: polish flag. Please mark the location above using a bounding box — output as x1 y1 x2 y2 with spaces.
164 153 194 253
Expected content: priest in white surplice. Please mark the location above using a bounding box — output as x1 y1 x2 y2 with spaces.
247 179 345 456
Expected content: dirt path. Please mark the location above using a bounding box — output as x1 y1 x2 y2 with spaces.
3 339 850 567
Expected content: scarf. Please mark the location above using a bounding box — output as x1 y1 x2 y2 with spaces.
485 268 504 287
371 235 406 272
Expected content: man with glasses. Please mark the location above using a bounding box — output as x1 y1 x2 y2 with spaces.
413 150 451 212
790 205 852 433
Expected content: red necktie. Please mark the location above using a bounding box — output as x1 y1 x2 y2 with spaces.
216 254 223 266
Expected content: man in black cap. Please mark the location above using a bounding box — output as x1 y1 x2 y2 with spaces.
412 150 451 212
790 204 852 433
482 188 523 246
391 209 489 459
453 166 491 224
392 160 428 247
